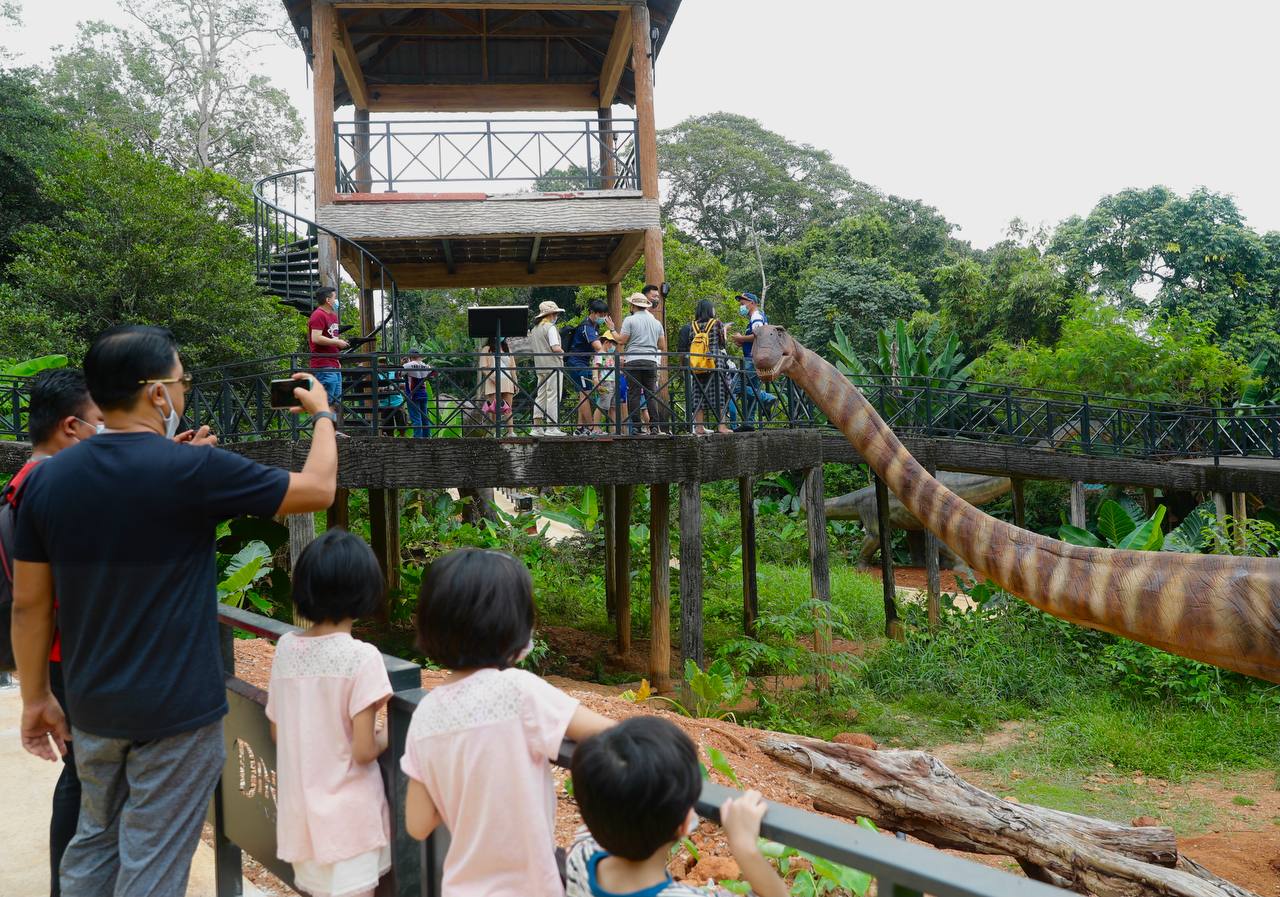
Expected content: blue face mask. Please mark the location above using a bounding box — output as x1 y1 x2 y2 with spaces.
738 305 749 317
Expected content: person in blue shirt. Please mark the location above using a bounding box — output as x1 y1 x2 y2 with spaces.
730 292 768 430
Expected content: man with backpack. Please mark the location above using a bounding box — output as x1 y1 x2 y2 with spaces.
730 291 769 430
562 299 614 435
1 369 103 897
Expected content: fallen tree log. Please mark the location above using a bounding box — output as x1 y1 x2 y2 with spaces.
761 736 1259 897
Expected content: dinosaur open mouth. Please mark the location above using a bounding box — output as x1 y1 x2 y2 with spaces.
755 357 787 381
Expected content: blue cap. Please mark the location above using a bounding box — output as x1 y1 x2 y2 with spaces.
737 292 760 304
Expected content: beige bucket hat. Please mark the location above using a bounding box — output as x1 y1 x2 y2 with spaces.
535 300 567 320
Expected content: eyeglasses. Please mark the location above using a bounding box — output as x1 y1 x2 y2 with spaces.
138 373 193 389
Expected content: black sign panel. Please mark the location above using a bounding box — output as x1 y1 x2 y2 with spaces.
220 682 297 887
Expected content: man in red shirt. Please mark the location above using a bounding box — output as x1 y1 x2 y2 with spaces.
308 285 348 405
3 369 102 896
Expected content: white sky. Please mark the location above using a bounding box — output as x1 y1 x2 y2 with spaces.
5 0 1279 248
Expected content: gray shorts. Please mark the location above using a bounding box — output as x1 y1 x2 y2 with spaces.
61 720 225 897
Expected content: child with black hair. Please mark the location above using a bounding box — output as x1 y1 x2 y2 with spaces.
267 529 394 897
567 717 788 897
401 548 614 897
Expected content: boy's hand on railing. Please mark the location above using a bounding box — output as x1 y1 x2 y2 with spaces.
290 373 330 415
721 790 789 897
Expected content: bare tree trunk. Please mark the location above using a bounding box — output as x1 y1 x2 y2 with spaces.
762 736 1259 897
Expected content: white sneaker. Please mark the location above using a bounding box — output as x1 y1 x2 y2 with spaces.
542 427 567 437
530 426 546 437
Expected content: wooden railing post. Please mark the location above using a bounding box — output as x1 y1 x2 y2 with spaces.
873 474 901 639
803 467 832 688
679 481 704 685
649 484 671 692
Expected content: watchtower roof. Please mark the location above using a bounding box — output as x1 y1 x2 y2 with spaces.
282 1 681 110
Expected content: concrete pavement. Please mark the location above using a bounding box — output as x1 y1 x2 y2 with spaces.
0 684 265 897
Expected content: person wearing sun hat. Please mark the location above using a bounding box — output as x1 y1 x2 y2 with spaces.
614 292 668 433
529 300 567 436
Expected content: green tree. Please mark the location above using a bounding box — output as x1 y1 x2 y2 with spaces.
43 0 304 182
970 297 1251 405
658 112 875 256
0 69 71 268
793 258 925 358
935 241 1076 355
3 133 299 367
1050 186 1280 351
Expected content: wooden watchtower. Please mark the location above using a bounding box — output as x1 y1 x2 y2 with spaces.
283 0 679 325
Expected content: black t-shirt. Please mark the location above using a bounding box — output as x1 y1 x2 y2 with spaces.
14 432 290 740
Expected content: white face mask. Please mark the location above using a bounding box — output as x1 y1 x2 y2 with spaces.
75 417 105 436
157 384 180 440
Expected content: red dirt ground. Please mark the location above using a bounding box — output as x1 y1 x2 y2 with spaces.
231 639 1280 895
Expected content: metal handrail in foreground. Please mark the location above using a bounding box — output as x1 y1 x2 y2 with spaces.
334 117 641 193
214 606 1069 897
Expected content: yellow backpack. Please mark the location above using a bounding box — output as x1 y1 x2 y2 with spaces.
689 319 717 371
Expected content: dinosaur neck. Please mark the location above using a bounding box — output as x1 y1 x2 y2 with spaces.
793 346 1000 571
787 343 1280 684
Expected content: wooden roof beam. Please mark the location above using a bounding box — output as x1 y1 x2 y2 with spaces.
334 18 371 109
441 239 456 274
598 7 631 106
606 231 644 281
528 235 542 274
367 82 599 112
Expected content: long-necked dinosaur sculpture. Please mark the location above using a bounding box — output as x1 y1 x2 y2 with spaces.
752 325 1280 684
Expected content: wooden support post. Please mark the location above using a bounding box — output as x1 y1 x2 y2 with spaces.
630 4 659 203
385 487 401 596
873 474 900 639
606 282 624 329
288 512 316 625
1011 477 1027 530
613 484 633 628
803 467 832 688
923 461 942 631
326 487 350 531
1212 491 1230 524
1070 481 1088 529
649 483 671 692
602 484 616 621
353 107 372 192
597 106 616 190
1232 491 1248 552
739 476 758 635
679 481 704 679
312 0 337 206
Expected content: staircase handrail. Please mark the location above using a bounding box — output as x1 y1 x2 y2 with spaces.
252 167 400 353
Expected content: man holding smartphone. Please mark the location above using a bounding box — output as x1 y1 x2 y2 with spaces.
11 325 337 897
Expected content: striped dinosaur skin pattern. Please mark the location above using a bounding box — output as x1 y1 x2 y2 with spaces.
751 325 1280 684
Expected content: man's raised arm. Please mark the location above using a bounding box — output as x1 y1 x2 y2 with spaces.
277 373 339 515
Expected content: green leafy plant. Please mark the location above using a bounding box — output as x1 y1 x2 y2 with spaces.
540 485 599 533
705 745 742 788
3 354 67 376
650 660 746 721
831 319 971 388
1058 498 1167 551
217 540 273 612
757 816 878 896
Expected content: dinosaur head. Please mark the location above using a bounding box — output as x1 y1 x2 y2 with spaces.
752 325 798 381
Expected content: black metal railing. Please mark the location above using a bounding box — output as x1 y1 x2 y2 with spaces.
253 168 401 352
214 605 1070 897
3 355 1279 464
334 117 641 193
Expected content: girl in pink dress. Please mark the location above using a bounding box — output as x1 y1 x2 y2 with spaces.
267 530 393 897
400 549 614 897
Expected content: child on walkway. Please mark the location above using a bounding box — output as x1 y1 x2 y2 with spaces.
267 530 393 897
401 548 614 897
566 716 788 897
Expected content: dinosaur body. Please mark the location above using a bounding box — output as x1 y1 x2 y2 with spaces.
825 473 1011 565
752 326 1280 684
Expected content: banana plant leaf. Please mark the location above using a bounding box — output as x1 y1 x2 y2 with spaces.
4 355 68 377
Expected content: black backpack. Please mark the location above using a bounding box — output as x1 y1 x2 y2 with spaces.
559 318 583 354
0 466 31 671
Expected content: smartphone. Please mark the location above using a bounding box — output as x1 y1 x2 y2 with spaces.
270 378 299 409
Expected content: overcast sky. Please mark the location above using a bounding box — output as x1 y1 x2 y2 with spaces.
5 0 1278 248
